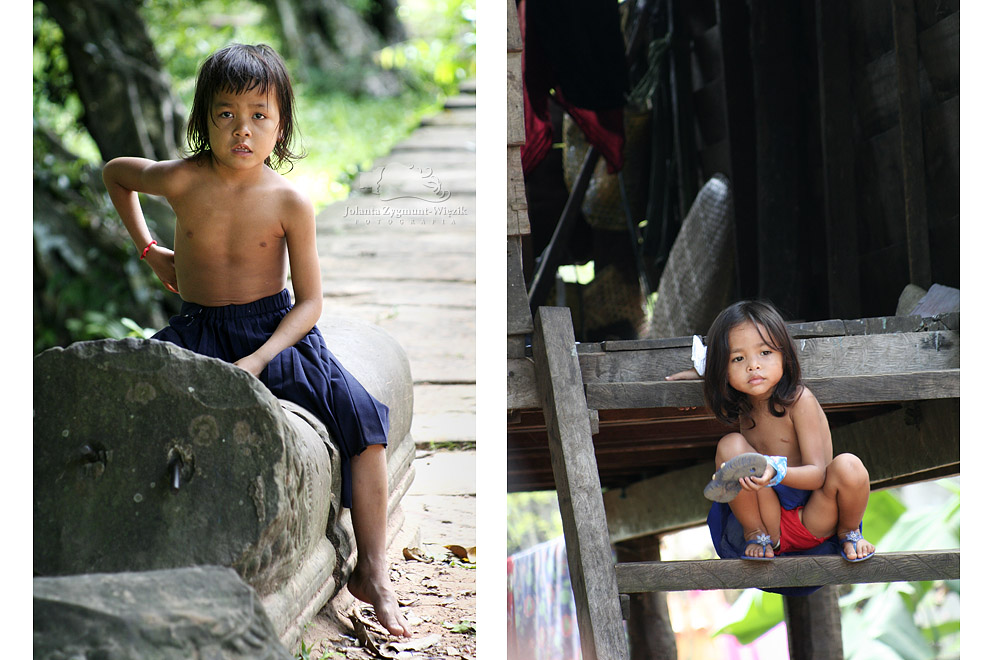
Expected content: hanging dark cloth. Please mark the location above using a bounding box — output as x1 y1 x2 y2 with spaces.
519 0 629 175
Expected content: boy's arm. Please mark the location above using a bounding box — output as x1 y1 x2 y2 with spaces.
233 190 323 377
102 157 184 293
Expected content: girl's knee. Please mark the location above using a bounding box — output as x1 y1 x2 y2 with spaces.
827 453 869 486
715 432 753 462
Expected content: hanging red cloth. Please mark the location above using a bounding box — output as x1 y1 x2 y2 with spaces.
518 0 628 175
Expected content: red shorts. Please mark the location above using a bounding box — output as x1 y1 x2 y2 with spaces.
778 506 828 553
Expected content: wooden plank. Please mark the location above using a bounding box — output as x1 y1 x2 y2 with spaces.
506 0 522 52
785 587 844 660
615 537 678 658
615 550 959 592
788 312 959 336
917 11 959 98
531 307 629 660
507 53 526 149
816 0 861 318
715 0 758 299
586 369 959 409
581 331 958 384
892 0 932 288
507 146 530 235
832 398 959 488
507 358 538 411
668 0 699 220
604 464 713 543
507 236 533 335
507 335 527 359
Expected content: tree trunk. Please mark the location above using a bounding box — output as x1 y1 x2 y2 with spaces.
41 0 186 162
266 0 406 96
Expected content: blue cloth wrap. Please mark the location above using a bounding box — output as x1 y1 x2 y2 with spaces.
707 483 842 596
152 288 389 508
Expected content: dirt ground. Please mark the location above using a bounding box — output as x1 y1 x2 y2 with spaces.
297 449 477 660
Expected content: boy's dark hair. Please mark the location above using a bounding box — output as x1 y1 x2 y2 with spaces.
702 300 803 426
186 43 303 171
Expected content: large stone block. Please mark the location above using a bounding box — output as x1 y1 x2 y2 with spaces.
34 566 293 659
35 339 343 599
34 314 418 649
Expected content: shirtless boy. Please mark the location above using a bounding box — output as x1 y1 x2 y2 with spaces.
102 43 410 636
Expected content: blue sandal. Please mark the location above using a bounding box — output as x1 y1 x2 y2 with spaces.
704 453 767 503
840 529 875 562
742 532 775 561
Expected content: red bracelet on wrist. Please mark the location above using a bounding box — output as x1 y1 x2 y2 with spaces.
140 240 157 260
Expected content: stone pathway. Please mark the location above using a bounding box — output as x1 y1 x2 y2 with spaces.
314 88 477 553
314 92 476 452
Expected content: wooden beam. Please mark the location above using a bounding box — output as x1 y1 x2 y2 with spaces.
586 369 959 410
581 330 959 384
832 398 959 488
507 236 533 335
615 537 678 659
531 307 628 660
506 56 526 150
785 587 844 660
604 464 712 543
815 0 861 318
668 0 698 220
891 0 932 288
507 356 538 410
615 550 959 592
507 146 530 235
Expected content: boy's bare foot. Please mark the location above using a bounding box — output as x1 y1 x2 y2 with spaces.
839 529 876 562
347 565 412 637
743 530 776 559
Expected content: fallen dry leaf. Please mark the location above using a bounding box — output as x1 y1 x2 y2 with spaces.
384 633 442 653
402 546 433 563
443 545 476 563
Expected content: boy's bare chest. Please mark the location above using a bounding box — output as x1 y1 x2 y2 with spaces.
173 189 285 248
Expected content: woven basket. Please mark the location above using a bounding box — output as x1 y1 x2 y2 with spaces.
648 174 736 338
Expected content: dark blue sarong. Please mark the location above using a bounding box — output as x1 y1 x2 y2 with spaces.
152 289 389 508
707 484 842 596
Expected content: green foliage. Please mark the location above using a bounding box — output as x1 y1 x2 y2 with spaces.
715 589 784 646
507 491 564 556
379 0 476 94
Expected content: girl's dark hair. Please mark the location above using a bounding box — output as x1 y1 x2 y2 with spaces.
185 43 303 171
702 300 803 426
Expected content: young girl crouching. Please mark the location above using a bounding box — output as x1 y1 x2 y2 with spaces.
695 300 875 562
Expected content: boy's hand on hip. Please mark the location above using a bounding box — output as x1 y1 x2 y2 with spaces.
145 245 179 293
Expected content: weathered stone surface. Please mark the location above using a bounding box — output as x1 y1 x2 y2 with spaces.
34 338 341 601
34 566 293 659
34 326 418 648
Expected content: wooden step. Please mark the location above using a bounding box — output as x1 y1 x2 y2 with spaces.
614 550 959 593
585 368 959 410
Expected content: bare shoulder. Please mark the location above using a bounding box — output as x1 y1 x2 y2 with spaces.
272 177 316 229
790 385 824 418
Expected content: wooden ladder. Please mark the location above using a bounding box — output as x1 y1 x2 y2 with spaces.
527 305 960 660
